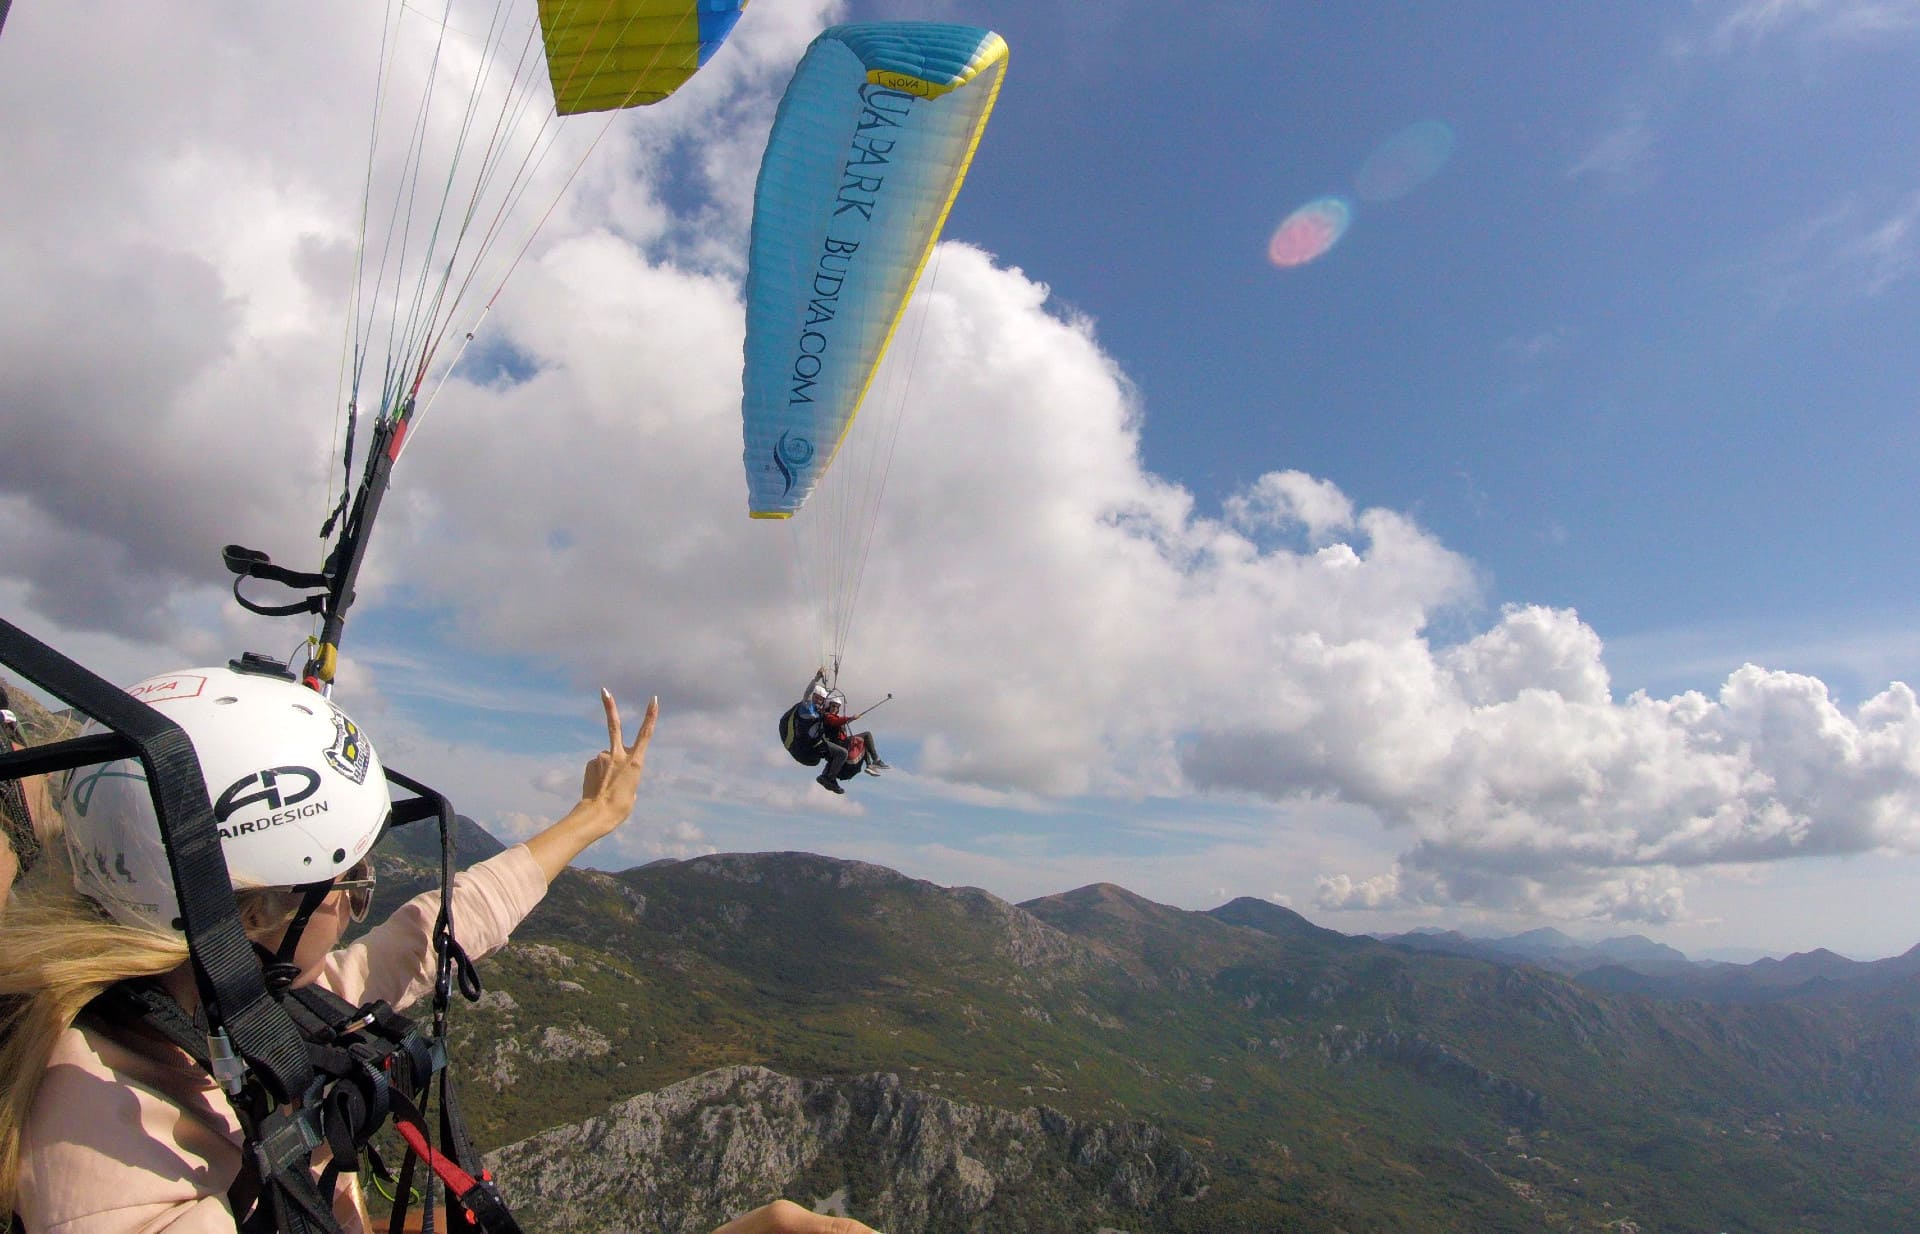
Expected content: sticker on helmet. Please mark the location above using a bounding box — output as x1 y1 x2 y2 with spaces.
127 674 209 704
215 766 321 823
80 844 135 885
326 709 371 785
66 762 148 816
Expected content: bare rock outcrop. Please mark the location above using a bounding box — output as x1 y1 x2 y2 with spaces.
487 1065 1207 1234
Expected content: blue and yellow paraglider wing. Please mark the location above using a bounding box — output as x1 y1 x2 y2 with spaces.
538 0 749 115
741 22 1008 518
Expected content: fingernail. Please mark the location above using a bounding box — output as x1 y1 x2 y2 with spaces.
602 687 612 699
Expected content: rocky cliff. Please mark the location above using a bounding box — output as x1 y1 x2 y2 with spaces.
487 1065 1207 1234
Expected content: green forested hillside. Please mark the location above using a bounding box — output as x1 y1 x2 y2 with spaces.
367 835 1920 1233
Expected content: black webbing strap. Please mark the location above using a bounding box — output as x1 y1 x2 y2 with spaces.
0 731 126 780
82 982 340 1234
4 621 521 1234
378 769 513 1234
387 1152 424 1234
0 619 316 1113
88 976 450 1234
384 768 482 1009
388 1089 522 1234
305 409 406 688
221 545 331 619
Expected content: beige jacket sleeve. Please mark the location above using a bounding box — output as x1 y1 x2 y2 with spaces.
17 844 550 1234
316 842 547 1010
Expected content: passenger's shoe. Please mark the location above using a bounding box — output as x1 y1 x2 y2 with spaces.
816 772 844 794
867 756 889 771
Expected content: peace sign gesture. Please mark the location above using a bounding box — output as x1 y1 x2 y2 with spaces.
526 689 660 882
582 688 658 814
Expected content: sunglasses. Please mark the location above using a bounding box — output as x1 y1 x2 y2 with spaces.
334 857 376 923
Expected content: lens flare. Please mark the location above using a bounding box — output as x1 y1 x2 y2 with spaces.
1267 197 1352 268
1355 120 1454 203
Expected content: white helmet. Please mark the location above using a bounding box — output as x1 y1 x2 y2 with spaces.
61 665 390 935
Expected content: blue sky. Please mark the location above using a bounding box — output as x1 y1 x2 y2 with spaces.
3 1 1920 961
921 0 1920 699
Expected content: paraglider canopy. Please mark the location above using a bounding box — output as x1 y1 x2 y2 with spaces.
739 21 1008 681
741 22 1009 519
539 0 749 114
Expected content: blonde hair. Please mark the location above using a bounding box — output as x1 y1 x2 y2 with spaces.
0 848 185 1212
0 839 302 1213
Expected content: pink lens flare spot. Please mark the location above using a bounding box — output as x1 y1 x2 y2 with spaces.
1268 197 1352 268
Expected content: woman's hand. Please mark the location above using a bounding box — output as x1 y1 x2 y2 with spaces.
711 1199 881 1234
524 689 658 882
579 688 658 823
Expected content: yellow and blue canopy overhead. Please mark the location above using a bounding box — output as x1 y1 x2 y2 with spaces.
538 0 749 115
741 22 1008 518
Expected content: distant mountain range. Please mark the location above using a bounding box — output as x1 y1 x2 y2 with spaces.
1373 926 1697 974
1373 923 1920 1004
361 829 1920 1233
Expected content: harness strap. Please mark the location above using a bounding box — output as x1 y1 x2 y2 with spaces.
83 982 341 1234
3 621 520 1234
85 975 460 1234
241 1120 339 1234
389 1090 522 1234
378 768 520 1234
387 1151 424 1234
0 620 323 1120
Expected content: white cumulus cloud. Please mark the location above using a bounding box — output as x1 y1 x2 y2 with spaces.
5 3 1919 934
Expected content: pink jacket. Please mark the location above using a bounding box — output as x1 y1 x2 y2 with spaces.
17 844 550 1234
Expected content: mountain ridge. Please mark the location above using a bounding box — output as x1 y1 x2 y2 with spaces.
363 839 1920 1232
1371 920 1920 1002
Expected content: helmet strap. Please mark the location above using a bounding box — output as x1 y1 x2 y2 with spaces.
264 883 339 993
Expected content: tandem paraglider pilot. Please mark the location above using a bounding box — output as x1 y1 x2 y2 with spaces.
0 666 887 1234
780 669 889 795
